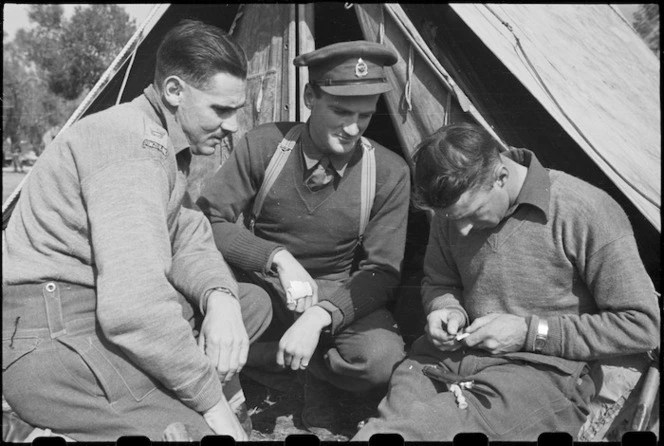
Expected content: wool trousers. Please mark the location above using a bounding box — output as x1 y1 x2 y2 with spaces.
2 281 272 441
352 335 595 441
238 269 406 393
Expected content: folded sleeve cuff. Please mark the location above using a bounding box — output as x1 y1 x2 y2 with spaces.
524 315 539 352
176 367 223 413
224 229 284 273
315 300 343 334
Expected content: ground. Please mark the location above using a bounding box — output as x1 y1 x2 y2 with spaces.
241 369 380 441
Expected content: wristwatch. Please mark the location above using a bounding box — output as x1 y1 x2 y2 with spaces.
533 319 549 353
206 287 235 299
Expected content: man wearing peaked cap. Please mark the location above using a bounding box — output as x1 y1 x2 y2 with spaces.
198 40 410 438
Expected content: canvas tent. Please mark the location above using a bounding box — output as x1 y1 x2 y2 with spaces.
3 3 659 280
2 3 660 439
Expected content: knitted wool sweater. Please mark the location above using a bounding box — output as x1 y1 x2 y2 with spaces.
423 149 659 367
198 122 411 333
2 85 236 413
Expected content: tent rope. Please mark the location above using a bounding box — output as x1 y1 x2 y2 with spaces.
485 5 659 210
116 50 137 105
229 4 245 36
444 93 452 126
378 6 385 44
401 44 414 112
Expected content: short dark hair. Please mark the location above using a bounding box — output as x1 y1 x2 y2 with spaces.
155 19 247 90
413 123 502 210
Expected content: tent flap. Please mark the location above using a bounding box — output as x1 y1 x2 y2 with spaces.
450 4 661 231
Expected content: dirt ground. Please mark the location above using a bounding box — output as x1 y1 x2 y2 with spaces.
240 369 380 441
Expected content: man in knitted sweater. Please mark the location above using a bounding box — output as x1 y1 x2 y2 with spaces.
2 21 272 441
197 41 411 436
353 123 660 441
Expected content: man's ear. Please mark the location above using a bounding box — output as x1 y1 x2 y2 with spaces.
495 164 509 188
163 76 185 107
303 84 314 109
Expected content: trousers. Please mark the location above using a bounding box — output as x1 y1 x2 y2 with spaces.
352 335 596 441
2 281 272 441
238 269 406 393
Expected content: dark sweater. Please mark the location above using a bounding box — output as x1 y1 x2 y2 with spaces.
198 122 411 333
423 149 659 365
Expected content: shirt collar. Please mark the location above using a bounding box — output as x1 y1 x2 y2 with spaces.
143 84 190 155
506 147 550 221
300 123 355 177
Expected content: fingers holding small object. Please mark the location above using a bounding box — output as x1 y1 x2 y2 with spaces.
455 332 470 341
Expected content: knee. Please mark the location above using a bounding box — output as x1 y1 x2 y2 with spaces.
365 340 407 387
237 283 273 339
344 335 406 391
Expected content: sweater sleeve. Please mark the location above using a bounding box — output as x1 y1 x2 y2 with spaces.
420 213 469 325
524 194 660 360
197 132 284 273
323 160 411 334
168 206 240 315
83 157 222 413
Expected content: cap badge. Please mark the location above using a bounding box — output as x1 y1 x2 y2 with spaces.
355 58 369 78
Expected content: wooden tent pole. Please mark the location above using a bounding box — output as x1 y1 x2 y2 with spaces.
297 4 315 122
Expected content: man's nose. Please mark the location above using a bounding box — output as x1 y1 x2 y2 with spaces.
220 111 239 134
343 120 361 137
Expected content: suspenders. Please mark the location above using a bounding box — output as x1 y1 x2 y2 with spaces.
249 124 376 244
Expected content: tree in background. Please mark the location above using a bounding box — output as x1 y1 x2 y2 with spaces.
633 4 660 57
16 4 136 100
3 5 136 159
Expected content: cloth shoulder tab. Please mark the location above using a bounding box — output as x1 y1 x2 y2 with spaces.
141 122 169 157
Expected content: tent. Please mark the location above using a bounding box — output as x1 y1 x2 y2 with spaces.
3 4 659 281
2 4 660 439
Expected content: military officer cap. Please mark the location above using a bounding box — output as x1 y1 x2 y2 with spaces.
293 40 398 96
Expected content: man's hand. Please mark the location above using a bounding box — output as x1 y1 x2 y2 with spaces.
272 250 318 313
276 306 331 371
198 291 249 383
462 313 527 354
202 397 248 440
425 308 466 351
